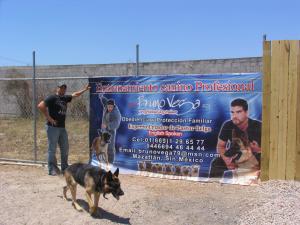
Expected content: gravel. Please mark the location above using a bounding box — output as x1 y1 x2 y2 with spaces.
0 164 299 225
237 180 300 225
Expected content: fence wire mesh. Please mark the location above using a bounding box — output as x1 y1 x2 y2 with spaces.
0 76 90 163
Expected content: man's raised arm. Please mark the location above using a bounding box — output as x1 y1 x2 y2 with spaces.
72 84 90 98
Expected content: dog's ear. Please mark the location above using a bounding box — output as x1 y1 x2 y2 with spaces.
114 168 119 177
97 129 102 136
241 131 249 147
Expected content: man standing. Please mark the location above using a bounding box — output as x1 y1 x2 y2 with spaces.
209 98 261 178
38 82 90 176
99 95 121 164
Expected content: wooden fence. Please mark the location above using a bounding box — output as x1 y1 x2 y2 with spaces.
261 40 300 181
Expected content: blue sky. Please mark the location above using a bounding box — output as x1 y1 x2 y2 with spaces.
0 0 299 66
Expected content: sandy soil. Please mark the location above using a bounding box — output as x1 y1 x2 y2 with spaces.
0 163 299 225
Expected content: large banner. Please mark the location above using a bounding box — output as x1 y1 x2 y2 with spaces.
89 73 262 185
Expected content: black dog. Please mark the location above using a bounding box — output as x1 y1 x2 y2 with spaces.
63 163 124 215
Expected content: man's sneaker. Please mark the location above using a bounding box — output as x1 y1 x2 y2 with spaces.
53 165 61 175
48 170 57 176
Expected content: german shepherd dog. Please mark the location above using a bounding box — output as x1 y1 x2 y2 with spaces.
151 164 158 173
91 132 111 165
181 166 191 176
138 161 146 171
191 165 200 177
164 164 174 175
144 161 152 172
174 165 182 176
63 163 124 215
224 130 259 178
156 164 164 174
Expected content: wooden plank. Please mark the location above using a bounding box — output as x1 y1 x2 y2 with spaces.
269 41 281 179
277 41 289 179
261 41 271 181
286 41 299 180
296 41 300 181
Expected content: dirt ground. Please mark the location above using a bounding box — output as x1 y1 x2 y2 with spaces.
0 164 299 225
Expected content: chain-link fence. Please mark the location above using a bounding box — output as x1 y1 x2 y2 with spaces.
0 76 90 164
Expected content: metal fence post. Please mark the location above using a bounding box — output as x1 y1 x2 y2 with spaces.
136 44 139 76
32 51 37 162
263 34 267 41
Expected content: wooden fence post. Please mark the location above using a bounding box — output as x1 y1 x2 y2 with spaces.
261 40 300 181
261 40 271 181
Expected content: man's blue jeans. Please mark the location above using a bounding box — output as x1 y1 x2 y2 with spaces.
46 125 69 173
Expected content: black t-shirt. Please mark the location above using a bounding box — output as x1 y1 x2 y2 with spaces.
218 118 262 148
44 94 72 128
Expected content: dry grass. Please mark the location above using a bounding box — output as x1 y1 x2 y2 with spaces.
0 118 89 163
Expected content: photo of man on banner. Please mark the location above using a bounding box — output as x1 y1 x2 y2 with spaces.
98 94 121 164
209 98 262 180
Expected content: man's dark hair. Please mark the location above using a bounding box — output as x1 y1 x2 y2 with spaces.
231 98 248 111
107 99 115 106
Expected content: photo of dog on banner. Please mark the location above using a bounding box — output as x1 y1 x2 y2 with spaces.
209 98 262 184
90 94 121 170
